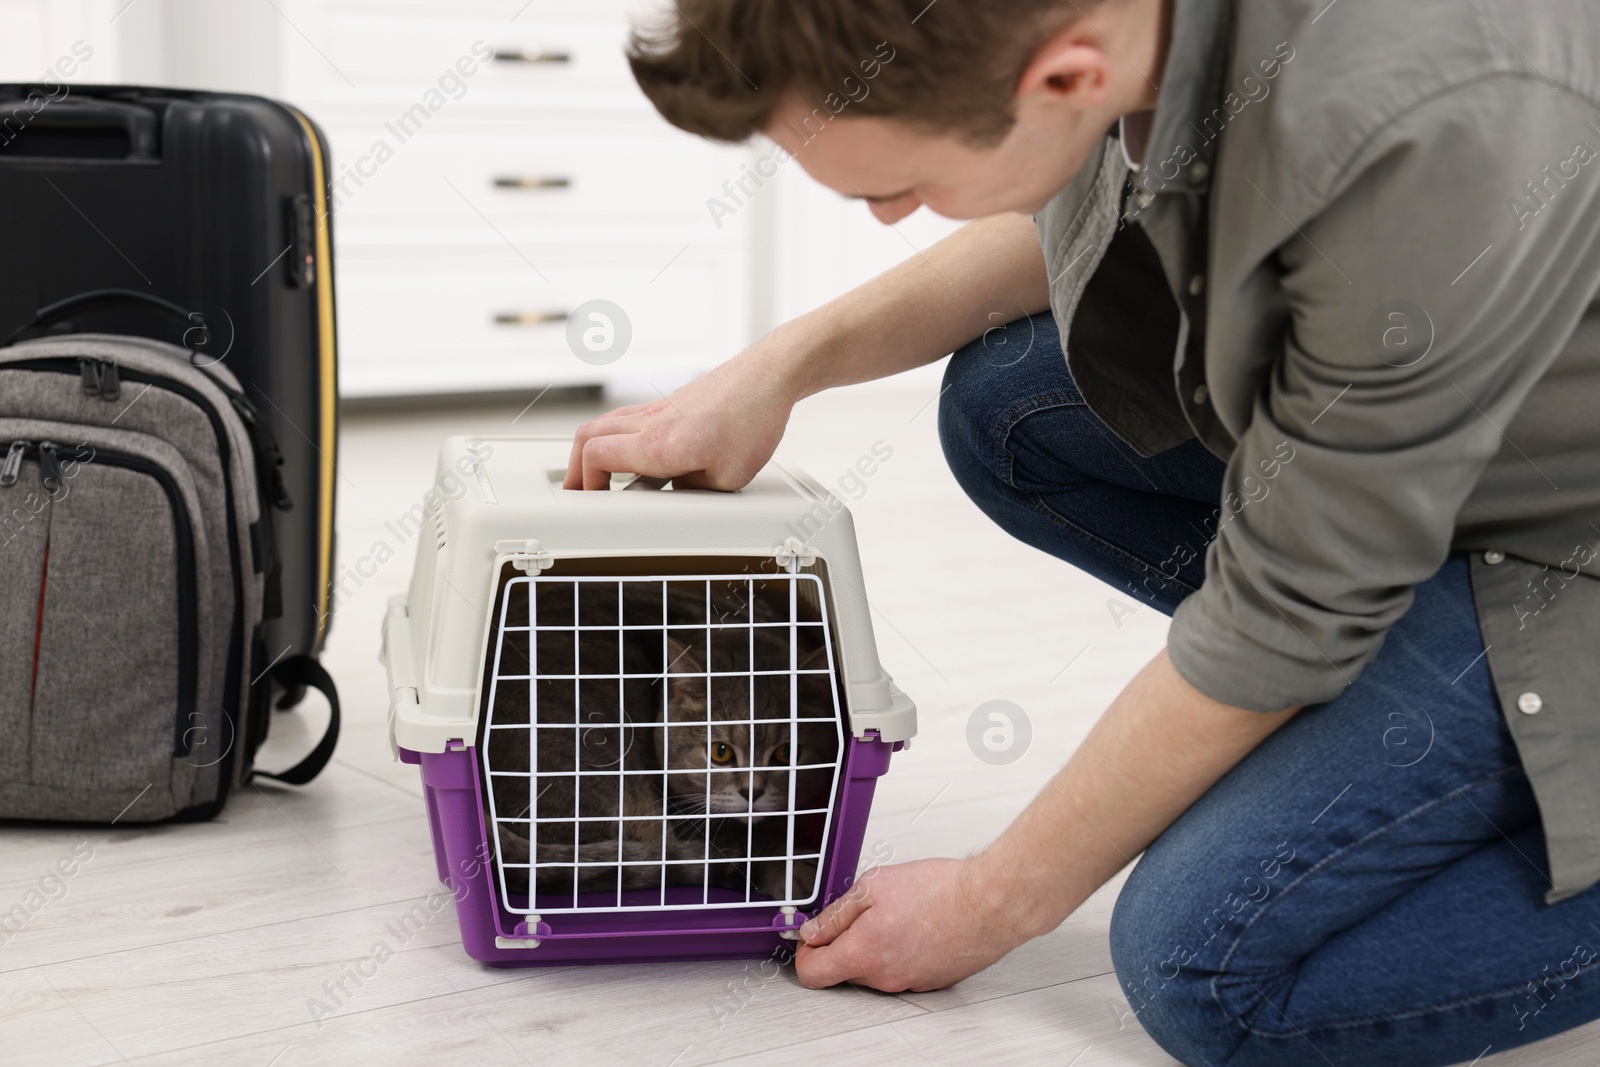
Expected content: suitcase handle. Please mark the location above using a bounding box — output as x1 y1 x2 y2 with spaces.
7 288 209 347
0 96 159 160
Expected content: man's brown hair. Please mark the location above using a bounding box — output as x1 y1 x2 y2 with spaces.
627 0 1092 147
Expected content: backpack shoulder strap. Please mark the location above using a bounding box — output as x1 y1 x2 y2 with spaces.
251 655 341 786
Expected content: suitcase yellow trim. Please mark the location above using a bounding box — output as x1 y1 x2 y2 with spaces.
287 106 337 648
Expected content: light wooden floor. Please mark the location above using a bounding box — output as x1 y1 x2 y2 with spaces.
3 371 1597 1066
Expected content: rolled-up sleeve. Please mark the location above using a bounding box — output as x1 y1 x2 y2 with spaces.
1167 77 1600 711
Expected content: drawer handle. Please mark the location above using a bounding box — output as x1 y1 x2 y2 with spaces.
494 310 570 326
492 47 571 65
493 175 572 190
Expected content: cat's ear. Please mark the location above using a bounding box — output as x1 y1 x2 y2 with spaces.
664 635 703 673
663 635 706 716
797 643 830 672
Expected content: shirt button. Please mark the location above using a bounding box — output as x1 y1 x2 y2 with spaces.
1193 384 1209 405
1189 161 1211 183
1484 550 1506 565
1516 692 1543 715
1188 274 1205 296
1135 188 1157 209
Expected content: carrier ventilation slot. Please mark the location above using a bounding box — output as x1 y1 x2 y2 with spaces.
429 496 447 551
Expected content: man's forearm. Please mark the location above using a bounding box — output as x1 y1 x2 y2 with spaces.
968 649 1302 939
768 211 1051 401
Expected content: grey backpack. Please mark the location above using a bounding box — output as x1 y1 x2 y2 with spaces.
0 330 339 823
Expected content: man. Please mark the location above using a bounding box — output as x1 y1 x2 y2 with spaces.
565 2 1600 1063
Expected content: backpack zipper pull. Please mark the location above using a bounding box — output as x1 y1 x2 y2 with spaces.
99 359 120 402
37 441 65 496
0 441 26 488
75 358 120 401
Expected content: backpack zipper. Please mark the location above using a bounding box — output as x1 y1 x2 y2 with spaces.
79 357 121 402
3 438 200 758
38 440 67 496
0 439 24 487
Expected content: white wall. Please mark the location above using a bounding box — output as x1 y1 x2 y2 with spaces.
0 0 136 83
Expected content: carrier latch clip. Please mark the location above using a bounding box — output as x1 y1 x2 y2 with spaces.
497 538 555 573
773 536 816 570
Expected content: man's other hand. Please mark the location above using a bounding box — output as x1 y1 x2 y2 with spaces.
794 857 1032 993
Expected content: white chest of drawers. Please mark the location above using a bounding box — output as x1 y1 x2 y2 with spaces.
9 0 757 399
273 0 759 398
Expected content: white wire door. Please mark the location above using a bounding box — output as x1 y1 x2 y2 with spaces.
481 571 846 914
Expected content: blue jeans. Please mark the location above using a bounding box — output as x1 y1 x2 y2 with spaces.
938 313 1600 1067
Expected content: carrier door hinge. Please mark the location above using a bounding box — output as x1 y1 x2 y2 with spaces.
775 905 806 940
773 537 816 570
495 914 546 950
496 538 554 573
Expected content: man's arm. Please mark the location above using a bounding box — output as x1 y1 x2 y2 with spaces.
563 211 1048 489
794 648 1301 992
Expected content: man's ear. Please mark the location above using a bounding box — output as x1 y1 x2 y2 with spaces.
1014 19 1114 109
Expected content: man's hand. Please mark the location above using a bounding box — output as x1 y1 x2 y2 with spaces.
793 651 1301 995
563 345 799 491
793 857 1033 992
561 214 1052 491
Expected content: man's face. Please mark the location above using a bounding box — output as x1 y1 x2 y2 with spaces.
762 87 1109 224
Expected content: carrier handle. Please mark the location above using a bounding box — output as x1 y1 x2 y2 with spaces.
6 288 209 347
251 655 342 787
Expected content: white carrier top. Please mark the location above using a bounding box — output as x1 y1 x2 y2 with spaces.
382 436 917 754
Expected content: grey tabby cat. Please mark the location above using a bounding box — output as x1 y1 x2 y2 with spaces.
483 579 839 904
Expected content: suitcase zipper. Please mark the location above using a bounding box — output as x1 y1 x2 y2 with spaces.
4 438 201 758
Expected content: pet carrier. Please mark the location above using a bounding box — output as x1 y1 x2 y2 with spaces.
382 436 916 964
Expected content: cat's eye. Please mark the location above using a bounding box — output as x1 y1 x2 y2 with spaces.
709 742 735 765
771 743 792 766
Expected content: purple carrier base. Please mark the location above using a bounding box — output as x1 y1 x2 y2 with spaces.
401 734 900 967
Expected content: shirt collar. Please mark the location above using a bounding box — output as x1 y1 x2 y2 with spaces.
1119 111 1153 170
1128 0 1235 206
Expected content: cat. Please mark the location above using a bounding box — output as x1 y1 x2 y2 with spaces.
483 579 839 906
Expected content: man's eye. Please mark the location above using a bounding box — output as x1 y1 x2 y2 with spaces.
710 742 734 765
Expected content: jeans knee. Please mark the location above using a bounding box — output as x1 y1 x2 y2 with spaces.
1111 869 1245 1064
938 311 1072 488
1111 867 1316 1065
936 338 1003 501
1109 876 1190 1020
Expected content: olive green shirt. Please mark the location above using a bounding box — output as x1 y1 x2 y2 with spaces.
1035 0 1600 903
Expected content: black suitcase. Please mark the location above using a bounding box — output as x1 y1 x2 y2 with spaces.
0 85 339 716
